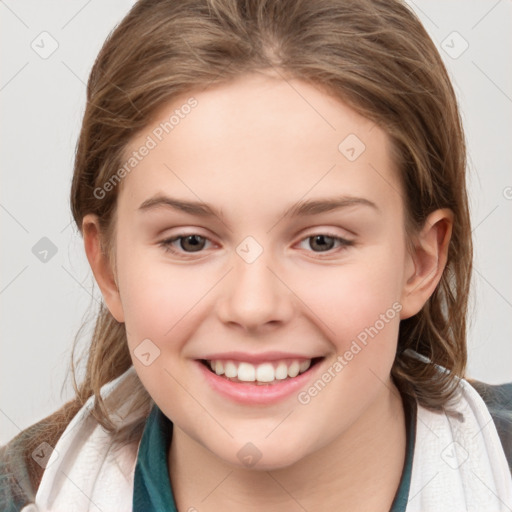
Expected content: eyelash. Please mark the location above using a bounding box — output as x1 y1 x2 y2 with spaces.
158 232 354 258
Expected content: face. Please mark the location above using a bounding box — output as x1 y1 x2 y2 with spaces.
99 71 416 469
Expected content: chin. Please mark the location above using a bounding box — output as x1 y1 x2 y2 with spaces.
219 442 308 472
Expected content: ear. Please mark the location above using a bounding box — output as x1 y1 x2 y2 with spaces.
82 213 125 323
400 208 453 320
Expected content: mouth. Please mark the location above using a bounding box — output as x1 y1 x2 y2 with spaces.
198 357 325 386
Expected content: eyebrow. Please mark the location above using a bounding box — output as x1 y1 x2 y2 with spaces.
138 194 379 222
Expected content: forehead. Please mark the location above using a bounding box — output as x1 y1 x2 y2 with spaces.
117 72 402 219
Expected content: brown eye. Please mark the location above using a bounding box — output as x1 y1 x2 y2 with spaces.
160 234 210 254
179 235 206 252
297 233 354 255
308 235 337 252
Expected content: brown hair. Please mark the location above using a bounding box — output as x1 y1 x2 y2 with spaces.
13 0 472 494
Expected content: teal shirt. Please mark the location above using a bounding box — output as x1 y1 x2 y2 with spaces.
132 394 417 511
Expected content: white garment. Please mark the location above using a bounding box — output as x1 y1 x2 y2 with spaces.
24 367 143 512
408 377 512 511
23 365 512 512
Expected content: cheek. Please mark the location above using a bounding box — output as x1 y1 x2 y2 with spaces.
116 242 210 346
292 260 403 425
294 252 404 341
116 248 208 409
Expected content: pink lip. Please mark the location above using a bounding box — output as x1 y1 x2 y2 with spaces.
198 351 319 364
195 358 325 405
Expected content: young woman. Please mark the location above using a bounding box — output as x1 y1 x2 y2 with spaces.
2 0 511 510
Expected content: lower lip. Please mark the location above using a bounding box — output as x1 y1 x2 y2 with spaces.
195 359 324 405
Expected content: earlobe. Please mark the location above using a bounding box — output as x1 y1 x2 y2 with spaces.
400 209 453 320
82 214 125 323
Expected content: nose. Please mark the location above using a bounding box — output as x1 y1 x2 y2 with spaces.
216 246 295 333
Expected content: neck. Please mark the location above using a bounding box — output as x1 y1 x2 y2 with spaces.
168 379 406 512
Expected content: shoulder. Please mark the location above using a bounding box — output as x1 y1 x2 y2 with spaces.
0 438 34 512
0 401 81 511
0 423 42 511
466 378 512 473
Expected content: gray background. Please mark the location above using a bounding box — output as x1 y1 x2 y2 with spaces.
1 0 511 445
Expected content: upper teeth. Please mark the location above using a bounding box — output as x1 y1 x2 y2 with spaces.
208 359 311 382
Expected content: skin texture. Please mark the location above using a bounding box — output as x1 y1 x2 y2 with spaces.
83 70 452 511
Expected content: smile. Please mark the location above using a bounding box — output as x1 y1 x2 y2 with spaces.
196 357 326 404
204 358 321 384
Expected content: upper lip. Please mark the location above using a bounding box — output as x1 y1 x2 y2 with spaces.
197 351 324 364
